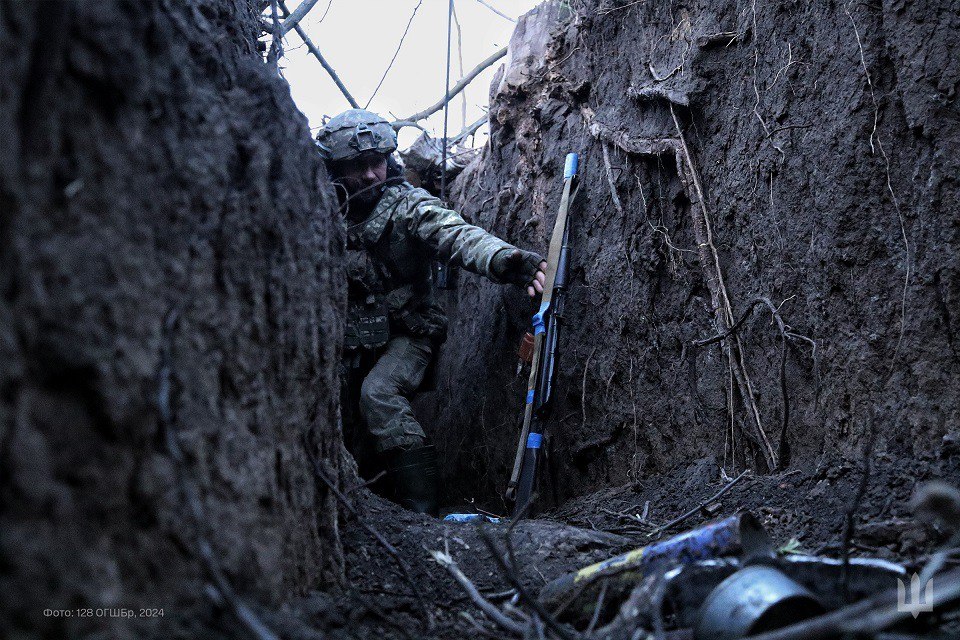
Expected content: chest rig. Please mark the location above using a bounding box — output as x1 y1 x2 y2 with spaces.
343 188 406 351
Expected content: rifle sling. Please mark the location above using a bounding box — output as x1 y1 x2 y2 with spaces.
506 174 576 498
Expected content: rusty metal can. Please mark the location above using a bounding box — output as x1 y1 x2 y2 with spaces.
694 565 825 640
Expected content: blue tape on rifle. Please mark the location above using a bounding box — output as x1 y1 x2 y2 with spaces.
526 390 535 404
532 300 550 336
527 432 543 449
564 153 579 179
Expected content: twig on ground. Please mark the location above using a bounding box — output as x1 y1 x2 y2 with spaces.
478 526 583 640
460 611 507 638
302 433 432 629
430 547 528 635
647 469 750 537
398 47 508 123
650 572 668 640
480 588 519 601
599 508 657 530
279 0 359 108
585 581 609 635
591 574 659 639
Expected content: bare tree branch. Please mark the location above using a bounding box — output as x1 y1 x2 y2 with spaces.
474 0 516 22
391 120 428 133
366 0 424 109
268 0 282 67
279 0 320 35
645 469 750 538
450 115 488 145
279 0 359 108
398 47 507 123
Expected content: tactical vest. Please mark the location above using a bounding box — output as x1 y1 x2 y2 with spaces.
344 185 448 350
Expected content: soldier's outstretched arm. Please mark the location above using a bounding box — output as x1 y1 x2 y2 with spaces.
403 190 546 295
403 192 510 276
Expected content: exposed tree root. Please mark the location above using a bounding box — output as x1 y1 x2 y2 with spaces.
670 105 778 472
580 103 782 472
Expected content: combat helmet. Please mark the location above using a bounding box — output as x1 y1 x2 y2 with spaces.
316 109 398 162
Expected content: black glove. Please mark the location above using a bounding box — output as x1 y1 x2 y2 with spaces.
491 248 545 286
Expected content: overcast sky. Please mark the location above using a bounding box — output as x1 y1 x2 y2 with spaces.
276 0 540 149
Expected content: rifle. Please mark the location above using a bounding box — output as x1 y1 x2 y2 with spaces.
505 152 579 517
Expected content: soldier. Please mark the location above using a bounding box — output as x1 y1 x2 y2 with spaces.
318 109 546 516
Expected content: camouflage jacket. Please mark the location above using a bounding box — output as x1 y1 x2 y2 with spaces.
345 183 514 343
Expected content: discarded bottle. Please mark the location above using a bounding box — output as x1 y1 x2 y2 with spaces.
442 513 501 524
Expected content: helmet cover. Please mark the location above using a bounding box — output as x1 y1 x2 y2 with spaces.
316 109 398 162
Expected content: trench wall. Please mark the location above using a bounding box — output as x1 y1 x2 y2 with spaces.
420 0 960 511
0 1 347 637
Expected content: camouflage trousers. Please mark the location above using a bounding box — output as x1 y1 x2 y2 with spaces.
359 335 434 453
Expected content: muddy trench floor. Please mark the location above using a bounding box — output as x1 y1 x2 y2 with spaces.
250 447 960 640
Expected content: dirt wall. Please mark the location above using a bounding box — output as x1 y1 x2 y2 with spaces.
422 0 960 512
0 1 347 637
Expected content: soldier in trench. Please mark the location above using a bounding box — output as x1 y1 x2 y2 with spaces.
318 109 546 516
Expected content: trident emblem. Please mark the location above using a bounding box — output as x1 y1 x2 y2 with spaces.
897 573 934 618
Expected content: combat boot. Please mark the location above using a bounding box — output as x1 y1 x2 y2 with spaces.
382 444 439 516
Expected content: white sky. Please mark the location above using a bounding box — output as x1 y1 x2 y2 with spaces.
277 0 541 149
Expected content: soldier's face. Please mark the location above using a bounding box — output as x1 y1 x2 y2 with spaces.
337 152 388 206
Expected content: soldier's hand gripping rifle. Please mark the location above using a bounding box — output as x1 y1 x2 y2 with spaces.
505 153 579 517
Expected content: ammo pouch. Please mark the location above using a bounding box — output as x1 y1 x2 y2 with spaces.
391 302 448 341
385 284 448 341
345 295 390 350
